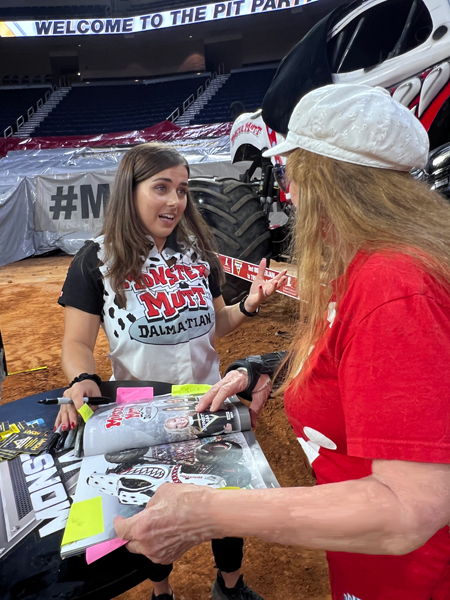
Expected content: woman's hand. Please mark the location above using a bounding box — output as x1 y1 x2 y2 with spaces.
114 483 212 564
213 260 288 338
249 374 272 427
54 379 101 431
116 461 450 560
196 370 249 413
196 370 272 427
244 258 288 313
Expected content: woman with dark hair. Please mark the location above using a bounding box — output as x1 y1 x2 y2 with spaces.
55 142 286 600
114 87 450 600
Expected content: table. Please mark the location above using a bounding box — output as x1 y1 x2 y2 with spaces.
0 381 172 600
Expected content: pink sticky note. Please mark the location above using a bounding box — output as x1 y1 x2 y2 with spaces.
86 537 128 564
116 387 153 404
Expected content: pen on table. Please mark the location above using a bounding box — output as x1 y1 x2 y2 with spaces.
45 424 63 453
74 421 85 458
55 428 69 452
37 396 113 406
63 422 78 450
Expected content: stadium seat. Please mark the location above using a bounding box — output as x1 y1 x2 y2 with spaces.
190 67 277 125
32 76 209 137
0 88 49 132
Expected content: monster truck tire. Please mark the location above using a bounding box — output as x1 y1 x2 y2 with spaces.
104 447 149 464
189 177 272 304
194 440 243 465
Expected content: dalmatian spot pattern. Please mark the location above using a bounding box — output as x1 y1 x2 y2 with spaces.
118 318 125 331
109 307 115 318
113 295 123 309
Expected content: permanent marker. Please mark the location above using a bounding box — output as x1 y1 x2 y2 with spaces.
74 421 85 458
37 396 113 406
45 424 63 453
55 429 69 451
63 423 78 450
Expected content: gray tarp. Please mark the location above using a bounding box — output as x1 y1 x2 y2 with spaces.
0 139 248 267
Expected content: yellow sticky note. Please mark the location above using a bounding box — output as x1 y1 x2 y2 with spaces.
62 496 104 547
218 487 240 490
171 384 212 396
78 403 94 422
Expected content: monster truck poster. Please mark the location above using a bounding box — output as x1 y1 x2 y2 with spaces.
61 431 279 558
83 395 250 456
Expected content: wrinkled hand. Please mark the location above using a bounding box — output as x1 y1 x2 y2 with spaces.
249 374 272 428
54 380 101 431
114 483 212 564
196 370 249 412
245 258 287 313
196 370 272 428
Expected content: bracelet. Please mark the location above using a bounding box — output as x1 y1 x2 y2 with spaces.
69 372 102 388
239 294 260 317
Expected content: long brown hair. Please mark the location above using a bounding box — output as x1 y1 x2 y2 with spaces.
278 148 450 392
102 142 224 307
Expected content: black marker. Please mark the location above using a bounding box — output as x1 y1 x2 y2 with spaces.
45 424 63 453
55 429 69 452
38 396 113 406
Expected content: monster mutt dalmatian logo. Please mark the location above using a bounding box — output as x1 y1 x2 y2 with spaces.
343 595 362 600
104 404 158 429
125 262 214 345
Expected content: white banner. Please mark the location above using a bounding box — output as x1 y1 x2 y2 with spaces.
218 253 299 298
0 0 315 37
35 170 117 232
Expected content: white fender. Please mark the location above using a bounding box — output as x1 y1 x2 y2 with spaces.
392 77 422 107
419 61 450 117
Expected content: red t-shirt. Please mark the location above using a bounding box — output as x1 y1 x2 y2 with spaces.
284 250 450 600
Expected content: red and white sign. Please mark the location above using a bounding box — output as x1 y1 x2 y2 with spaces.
218 254 298 299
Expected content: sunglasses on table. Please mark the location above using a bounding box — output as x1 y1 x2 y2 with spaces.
272 164 290 193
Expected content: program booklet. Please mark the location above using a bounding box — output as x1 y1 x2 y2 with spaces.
61 394 279 559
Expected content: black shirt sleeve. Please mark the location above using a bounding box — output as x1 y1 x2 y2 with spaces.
208 269 222 299
58 241 104 315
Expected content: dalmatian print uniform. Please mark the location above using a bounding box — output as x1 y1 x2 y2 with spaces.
59 235 221 385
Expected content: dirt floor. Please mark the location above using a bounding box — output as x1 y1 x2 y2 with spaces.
0 254 331 600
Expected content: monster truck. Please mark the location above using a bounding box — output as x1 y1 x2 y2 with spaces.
190 0 450 303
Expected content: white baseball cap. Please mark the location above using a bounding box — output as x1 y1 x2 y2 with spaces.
262 84 429 171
